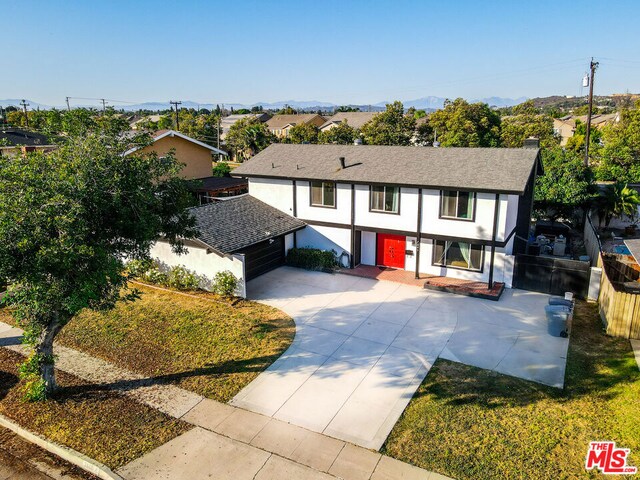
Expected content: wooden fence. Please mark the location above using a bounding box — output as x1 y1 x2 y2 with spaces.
599 254 640 339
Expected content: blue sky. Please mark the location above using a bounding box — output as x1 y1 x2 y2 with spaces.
3 0 640 107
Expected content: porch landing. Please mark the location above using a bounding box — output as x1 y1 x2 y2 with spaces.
339 265 504 300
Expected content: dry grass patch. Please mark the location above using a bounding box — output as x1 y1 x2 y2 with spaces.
0 348 191 470
382 301 640 480
37 283 295 403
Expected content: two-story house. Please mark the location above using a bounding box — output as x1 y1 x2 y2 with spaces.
232 141 542 288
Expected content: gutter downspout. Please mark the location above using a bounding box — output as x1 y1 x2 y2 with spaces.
488 193 500 289
350 184 356 268
292 180 298 248
415 188 423 279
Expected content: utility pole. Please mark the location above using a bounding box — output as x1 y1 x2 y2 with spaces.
169 100 182 130
100 98 107 112
584 57 599 167
20 99 29 128
65 97 71 111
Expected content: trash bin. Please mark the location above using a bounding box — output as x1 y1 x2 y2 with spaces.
545 305 570 337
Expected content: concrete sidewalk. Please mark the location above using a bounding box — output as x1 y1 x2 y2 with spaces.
0 321 451 480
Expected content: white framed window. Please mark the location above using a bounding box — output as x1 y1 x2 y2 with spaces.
440 190 475 221
433 240 483 271
310 181 336 207
370 185 399 214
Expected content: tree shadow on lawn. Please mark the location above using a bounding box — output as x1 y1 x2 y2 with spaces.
55 354 282 399
0 370 19 401
413 301 639 409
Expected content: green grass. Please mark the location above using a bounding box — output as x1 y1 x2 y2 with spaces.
0 348 191 469
382 301 640 480
1 283 295 403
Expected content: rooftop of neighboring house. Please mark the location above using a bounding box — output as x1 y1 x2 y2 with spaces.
190 175 248 192
130 115 163 129
0 128 53 147
124 129 227 156
188 195 305 254
220 113 271 138
553 113 620 128
232 143 542 195
266 114 326 130
319 112 379 130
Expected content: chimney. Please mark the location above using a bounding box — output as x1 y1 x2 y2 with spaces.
523 137 540 149
339 157 346 169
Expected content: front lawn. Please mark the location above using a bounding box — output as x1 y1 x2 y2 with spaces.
0 348 190 470
383 301 640 480
33 283 295 403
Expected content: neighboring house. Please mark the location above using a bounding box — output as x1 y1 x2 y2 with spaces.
191 176 248 204
232 141 542 287
0 128 57 157
220 113 271 140
553 113 620 146
266 114 326 138
125 129 227 180
130 115 163 130
319 112 379 132
150 195 305 297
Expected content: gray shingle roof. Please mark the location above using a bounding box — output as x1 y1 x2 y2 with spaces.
189 195 305 254
319 112 379 130
232 144 540 194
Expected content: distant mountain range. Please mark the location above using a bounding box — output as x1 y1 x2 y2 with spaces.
0 96 529 113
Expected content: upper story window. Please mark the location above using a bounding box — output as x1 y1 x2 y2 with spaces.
440 190 475 221
370 185 399 214
310 181 336 207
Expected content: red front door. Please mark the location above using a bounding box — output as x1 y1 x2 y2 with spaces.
376 234 406 269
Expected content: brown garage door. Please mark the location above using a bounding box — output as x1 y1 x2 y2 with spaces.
242 236 286 281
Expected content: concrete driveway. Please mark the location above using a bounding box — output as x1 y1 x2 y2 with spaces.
231 267 568 450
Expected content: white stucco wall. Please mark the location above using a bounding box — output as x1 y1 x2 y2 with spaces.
149 240 247 297
296 181 351 224
354 186 419 232
296 225 351 257
420 191 517 242
248 177 294 215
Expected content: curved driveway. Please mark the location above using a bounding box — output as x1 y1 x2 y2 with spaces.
231 267 567 450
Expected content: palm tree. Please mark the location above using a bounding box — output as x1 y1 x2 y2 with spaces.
596 182 640 228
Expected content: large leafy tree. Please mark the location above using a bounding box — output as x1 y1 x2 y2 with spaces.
360 101 415 145
0 125 197 399
285 123 319 144
534 147 596 222
427 98 501 147
318 121 358 145
594 102 640 182
500 100 559 149
225 117 275 161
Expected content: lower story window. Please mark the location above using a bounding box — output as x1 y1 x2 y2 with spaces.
432 240 483 271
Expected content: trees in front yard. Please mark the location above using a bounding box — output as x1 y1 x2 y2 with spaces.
360 101 416 146
0 125 197 399
318 121 358 145
285 123 319 144
225 117 276 161
534 147 596 222
427 98 501 147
